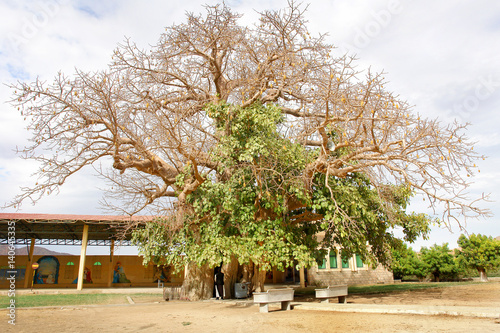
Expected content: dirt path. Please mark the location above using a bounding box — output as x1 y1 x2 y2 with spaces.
2 282 499 333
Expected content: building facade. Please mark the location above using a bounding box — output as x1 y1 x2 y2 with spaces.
1 252 392 290
0 254 183 289
307 248 394 286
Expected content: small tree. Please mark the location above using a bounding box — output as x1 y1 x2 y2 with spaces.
420 243 459 282
391 243 427 281
412 256 430 282
456 234 500 282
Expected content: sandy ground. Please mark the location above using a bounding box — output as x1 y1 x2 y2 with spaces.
2 282 499 333
309 281 500 307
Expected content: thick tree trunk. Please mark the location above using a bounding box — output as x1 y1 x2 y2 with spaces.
299 266 306 288
222 256 239 299
181 262 213 301
239 261 266 294
478 268 488 282
251 264 266 293
240 263 251 283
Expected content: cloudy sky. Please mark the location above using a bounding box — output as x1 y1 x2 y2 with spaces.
1 0 499 255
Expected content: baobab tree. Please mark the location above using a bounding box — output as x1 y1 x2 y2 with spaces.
8 2 488 299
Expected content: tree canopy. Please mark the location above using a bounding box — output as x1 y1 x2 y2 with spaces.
8 2 489 297
456 234 500 282
420 243 460 282
390 243 425 281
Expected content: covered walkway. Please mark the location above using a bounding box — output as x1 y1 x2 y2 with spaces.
0 213 152 290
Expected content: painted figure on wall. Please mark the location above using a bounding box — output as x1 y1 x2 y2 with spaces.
72 266 93 284
34 270 44 284
34 256 60 284
113 261 130 283
46 274 55 284
85 266 92 283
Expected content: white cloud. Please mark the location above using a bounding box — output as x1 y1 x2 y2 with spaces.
1 0 499 254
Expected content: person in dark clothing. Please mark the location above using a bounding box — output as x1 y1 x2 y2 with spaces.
214 268 224 300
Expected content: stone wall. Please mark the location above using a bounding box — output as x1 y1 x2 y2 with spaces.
306 246 394 286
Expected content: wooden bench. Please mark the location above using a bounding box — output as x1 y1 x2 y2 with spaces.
315 285 348 303
253 288 294 313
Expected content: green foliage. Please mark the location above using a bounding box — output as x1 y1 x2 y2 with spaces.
312 173 430 266
390 243 427 280
456 234 500 277
133 102 432 273
392 236 500 281
420 243 460 281
134 102 320 271
190 103 320 270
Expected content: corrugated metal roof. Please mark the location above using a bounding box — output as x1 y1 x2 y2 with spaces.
0 213 151 222
0 213 154 246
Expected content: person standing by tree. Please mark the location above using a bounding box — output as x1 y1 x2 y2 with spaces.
215 267 224 300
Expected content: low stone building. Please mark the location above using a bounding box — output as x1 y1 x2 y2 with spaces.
304 232 394 286
307 249 393 286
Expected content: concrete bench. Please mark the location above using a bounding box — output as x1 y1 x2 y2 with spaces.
163 285 182 301
315 285 348 303
253 288 294 313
